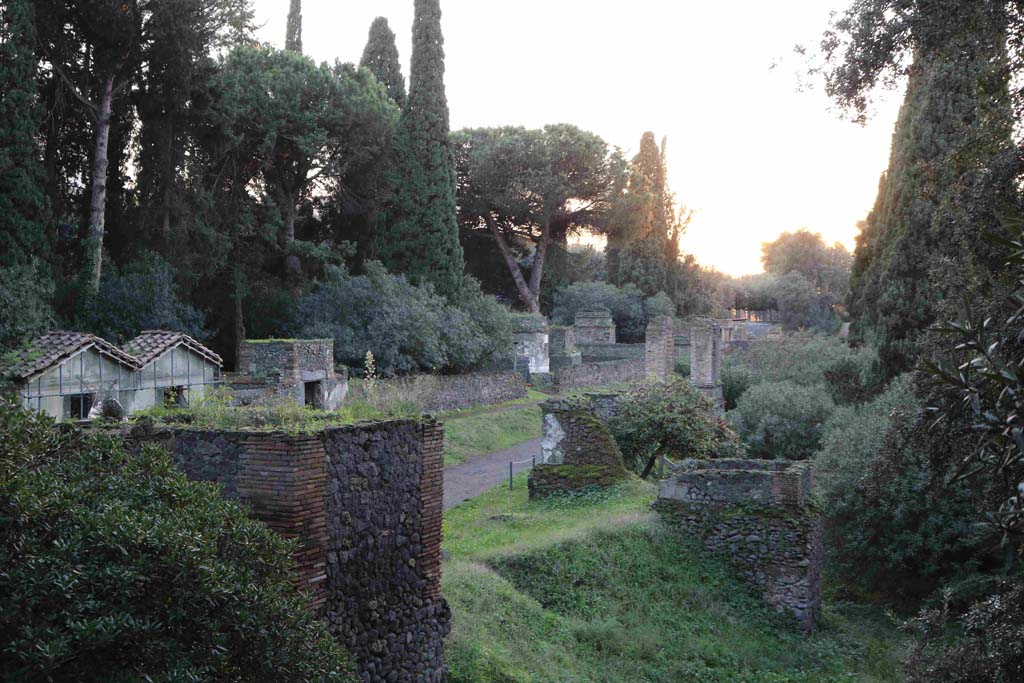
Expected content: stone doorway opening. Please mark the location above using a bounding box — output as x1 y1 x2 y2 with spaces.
304 380 322 409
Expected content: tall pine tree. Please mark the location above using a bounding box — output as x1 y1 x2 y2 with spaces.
360 17 406 107
285 0 302 53
377 0 464 298
0 0 47 267
849 5 1019 375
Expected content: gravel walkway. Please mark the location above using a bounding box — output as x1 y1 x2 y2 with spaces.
443 437 541 510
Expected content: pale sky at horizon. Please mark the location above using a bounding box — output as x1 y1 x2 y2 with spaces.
253 0 902 276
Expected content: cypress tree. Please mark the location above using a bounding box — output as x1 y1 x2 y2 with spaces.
849 4 1019 375
608 132 676 297
285 0 302 53
377 0 464 298
0 0 47 268
360 17 406 107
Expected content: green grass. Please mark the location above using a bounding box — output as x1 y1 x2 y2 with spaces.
442 480 910 683
442 405 542 467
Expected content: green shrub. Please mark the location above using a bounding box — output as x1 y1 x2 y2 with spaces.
0 261 54 352
76 252 208 344
823 355 885 405
607 378 741 477
824 398 990 601
721 365 755 411
551 282 673 343
0 401 355 681
730 381 834 460
814 375 917 502
726 334 878 389
295 263 512 376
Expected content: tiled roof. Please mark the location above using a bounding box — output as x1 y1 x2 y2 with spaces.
123 330 223 368
0 331 141 381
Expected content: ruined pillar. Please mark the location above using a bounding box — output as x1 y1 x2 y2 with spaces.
549 326 582 372
512 314 550 375
689 322 723 410
644 316 675 378
574 310 616 345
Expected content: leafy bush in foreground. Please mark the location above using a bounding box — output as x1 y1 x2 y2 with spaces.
0 401 354 682
607 378 741 477
730 381 834 460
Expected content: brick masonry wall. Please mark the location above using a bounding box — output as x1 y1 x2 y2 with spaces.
555 357 645 391
347 370 527 413
655 459 822 631
574 311 616 345
126 418 449 682
645 316 675 378
322 419 450 683
576 343 645 363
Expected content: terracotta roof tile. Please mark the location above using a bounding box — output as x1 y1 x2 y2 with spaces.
0 331 140 381
123 330 223 368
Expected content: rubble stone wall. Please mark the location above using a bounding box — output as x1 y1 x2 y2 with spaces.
126 418 450 682
655 459 822 631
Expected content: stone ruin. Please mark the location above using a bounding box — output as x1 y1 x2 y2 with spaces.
511 314 550 376
530 396 631 499
654 458 823 631
644 316 675 378
688 321 724 411
574 310 616 345
128 417 449 682
548 325 582 373
229 339 347 410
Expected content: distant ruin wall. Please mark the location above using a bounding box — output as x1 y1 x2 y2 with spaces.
645 316 675 378
577 343 645 363
347 370 526 413
574 310 616 345
655 459 822 631
555 357 645 391
126 419 450 682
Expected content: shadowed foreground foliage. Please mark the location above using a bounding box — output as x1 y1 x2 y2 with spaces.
0 401 354 682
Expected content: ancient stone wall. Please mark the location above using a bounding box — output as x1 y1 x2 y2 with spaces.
233 339 345 410
533 397 630 498
576 343 645 362
549 326 582 372
645 316 675 378
554 357 645 391
347 370 527 413
655 459 822 631
126 418 449 682
512 315 550 374
574 310 616 345
688 323 723 410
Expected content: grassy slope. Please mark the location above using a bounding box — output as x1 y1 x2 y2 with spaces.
443 479 908 683
440 391 548 467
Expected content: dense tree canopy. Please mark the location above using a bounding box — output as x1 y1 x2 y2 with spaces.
454 124 623 312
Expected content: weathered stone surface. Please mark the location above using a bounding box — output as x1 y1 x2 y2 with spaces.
549 326 582 372
512 314 550 375
231 339 347 410
528 464 631 499
347 370 527 413
655 459 822 631
687 321 724 412
532 398 630 499
574 310 616 345
126 418 450 682
644 316 675 378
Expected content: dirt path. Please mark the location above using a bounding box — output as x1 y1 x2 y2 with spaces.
443 437 541 510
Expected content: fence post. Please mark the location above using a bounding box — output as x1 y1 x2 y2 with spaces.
509 461 514 490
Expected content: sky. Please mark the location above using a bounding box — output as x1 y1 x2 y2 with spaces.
252 0 903 276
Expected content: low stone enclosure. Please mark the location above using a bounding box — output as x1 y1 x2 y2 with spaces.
126 418 450 683
530 395 632 499
228 339 347 411
654 459 823 631
347 369 527 413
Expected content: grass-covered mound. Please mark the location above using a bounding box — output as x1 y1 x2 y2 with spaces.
443 480 907 683
0 401 354 682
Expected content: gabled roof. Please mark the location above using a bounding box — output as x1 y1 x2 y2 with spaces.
123 330 223 368
0 331 141 382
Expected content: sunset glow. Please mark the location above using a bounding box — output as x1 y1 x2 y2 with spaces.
253 0 902 275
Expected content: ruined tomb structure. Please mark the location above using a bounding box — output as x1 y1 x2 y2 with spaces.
655 458 823 631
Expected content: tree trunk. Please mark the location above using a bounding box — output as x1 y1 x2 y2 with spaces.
484 213 539 312
233 265 246 368
283 199 302 276
87 74 115 293
527 216 551 305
